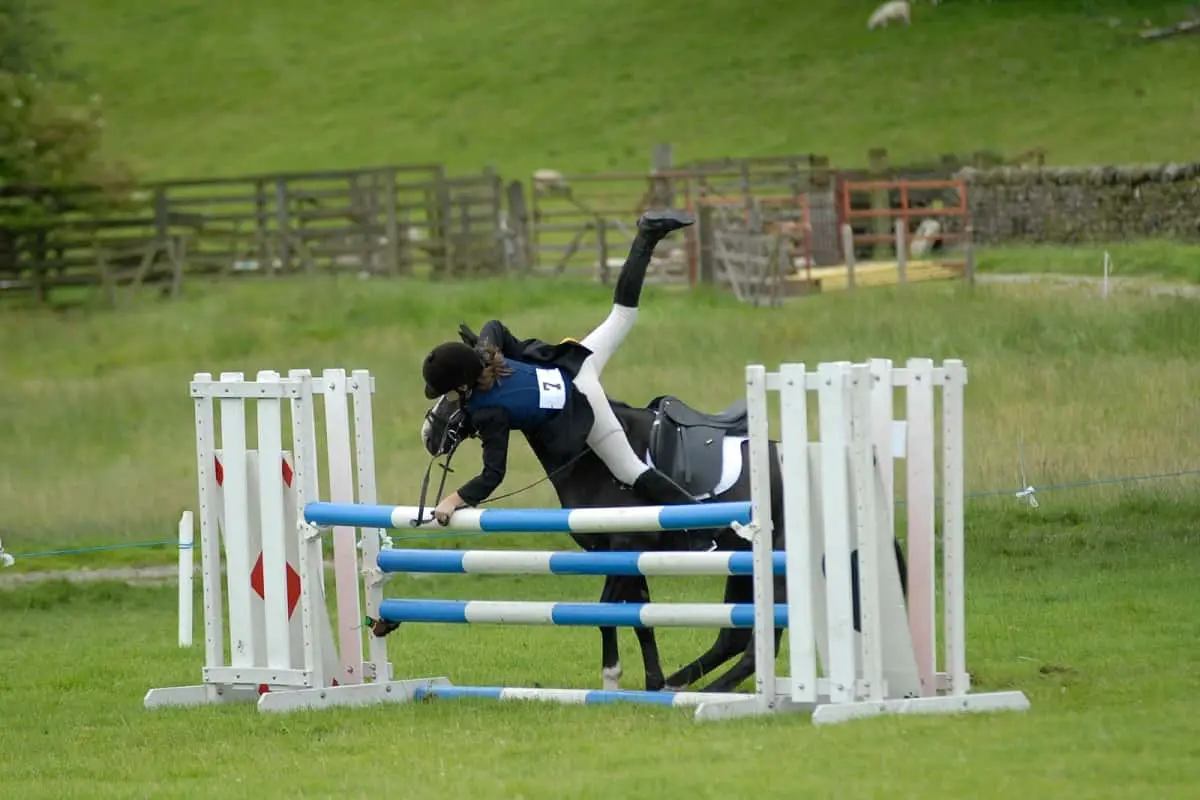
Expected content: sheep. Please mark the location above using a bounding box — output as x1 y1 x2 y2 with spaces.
909 219 943 257
868 1 911 29
532 168 570 196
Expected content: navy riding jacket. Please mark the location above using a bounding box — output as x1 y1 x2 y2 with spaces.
455 320 594 506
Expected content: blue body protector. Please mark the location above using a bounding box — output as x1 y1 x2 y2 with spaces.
466 358 572 430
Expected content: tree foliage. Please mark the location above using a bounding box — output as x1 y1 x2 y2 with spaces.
0 0 131 214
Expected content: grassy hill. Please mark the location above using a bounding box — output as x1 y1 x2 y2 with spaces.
48 0 1200 180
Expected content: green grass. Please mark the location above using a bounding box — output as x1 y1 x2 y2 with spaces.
4 272 1199 560
4 271 1200 797
2 495 1199 799
46 0 1200 180
975 241 1200 284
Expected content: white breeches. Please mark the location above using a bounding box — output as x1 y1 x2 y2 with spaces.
573 304 650 485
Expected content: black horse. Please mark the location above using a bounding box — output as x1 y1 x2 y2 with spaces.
418 387 789 694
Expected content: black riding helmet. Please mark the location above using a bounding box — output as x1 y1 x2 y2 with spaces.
422 341 486 399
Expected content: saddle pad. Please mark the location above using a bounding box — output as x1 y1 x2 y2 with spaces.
644 436 747 501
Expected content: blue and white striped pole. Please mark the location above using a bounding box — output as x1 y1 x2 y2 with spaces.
412 685 750 708
377 599 789 628
304 501 752 533
377 548 786 576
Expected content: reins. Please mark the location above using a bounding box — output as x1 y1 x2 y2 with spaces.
411 401 597 525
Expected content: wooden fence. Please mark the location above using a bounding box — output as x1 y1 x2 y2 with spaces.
0 164 512 305
0 145 1046 306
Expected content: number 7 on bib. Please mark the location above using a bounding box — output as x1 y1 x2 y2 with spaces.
535 367 567 410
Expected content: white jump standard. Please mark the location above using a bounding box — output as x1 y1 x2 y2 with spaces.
146 362 1031 724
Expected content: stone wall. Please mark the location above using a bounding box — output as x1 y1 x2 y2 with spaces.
956 164 1200 245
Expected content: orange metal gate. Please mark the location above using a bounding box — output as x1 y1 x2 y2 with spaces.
839 178 969 263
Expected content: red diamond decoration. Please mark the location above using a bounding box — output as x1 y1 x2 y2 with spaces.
214 454 291 487
249 553 302 618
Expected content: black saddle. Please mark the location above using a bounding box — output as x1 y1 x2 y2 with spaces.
647 395 749 498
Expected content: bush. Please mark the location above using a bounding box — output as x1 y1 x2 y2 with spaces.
0 0 134 285
0 1 132 219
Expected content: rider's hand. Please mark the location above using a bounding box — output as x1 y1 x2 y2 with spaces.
433 493 464 526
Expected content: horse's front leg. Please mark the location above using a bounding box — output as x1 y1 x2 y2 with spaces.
616 575 665 691
598 575 622 690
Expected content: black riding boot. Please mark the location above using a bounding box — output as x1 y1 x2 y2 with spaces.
631 468 717 552
614 210 695 308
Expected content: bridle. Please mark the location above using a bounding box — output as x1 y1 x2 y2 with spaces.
411 398 467 527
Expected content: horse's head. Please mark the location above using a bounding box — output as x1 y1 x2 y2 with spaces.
421 392 470 458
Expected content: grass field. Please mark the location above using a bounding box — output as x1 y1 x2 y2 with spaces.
4 274 1199 557
46 0 1200 179
2 505 1198 800
3 275 1200 797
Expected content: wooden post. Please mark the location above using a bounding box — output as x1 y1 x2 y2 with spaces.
254 180 271 276
597 218 610 286
964 224 976 287
868 148 890 262
841 223 857 291
483 167 506 274
505 180 529 272
811 155 832 190
698 202 715 286
894 218 907 285
431 166 451 279
153 187 169 252
383 169 401 276
274 178 293 274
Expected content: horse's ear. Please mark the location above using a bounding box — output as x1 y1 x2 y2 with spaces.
458 323 478 346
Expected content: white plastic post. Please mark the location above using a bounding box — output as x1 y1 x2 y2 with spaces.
744 364 777 711
778 363 816 704
288 370 329 688
178 510 194 648
255 370 292 670
192 373 225 672
905 357 937 696
850 364 884 701
942 359 969 695
351 370 390 682
322 368 366 686
217 372 258 669
817 361 856 703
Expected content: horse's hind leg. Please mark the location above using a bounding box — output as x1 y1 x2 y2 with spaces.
663 627 748 691
698 625 785 693
662 576 752 691
698 572 787 693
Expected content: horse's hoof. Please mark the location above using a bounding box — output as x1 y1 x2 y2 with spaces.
369 619 401 637
638 209 694 236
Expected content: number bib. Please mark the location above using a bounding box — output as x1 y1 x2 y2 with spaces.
535 367 567 410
